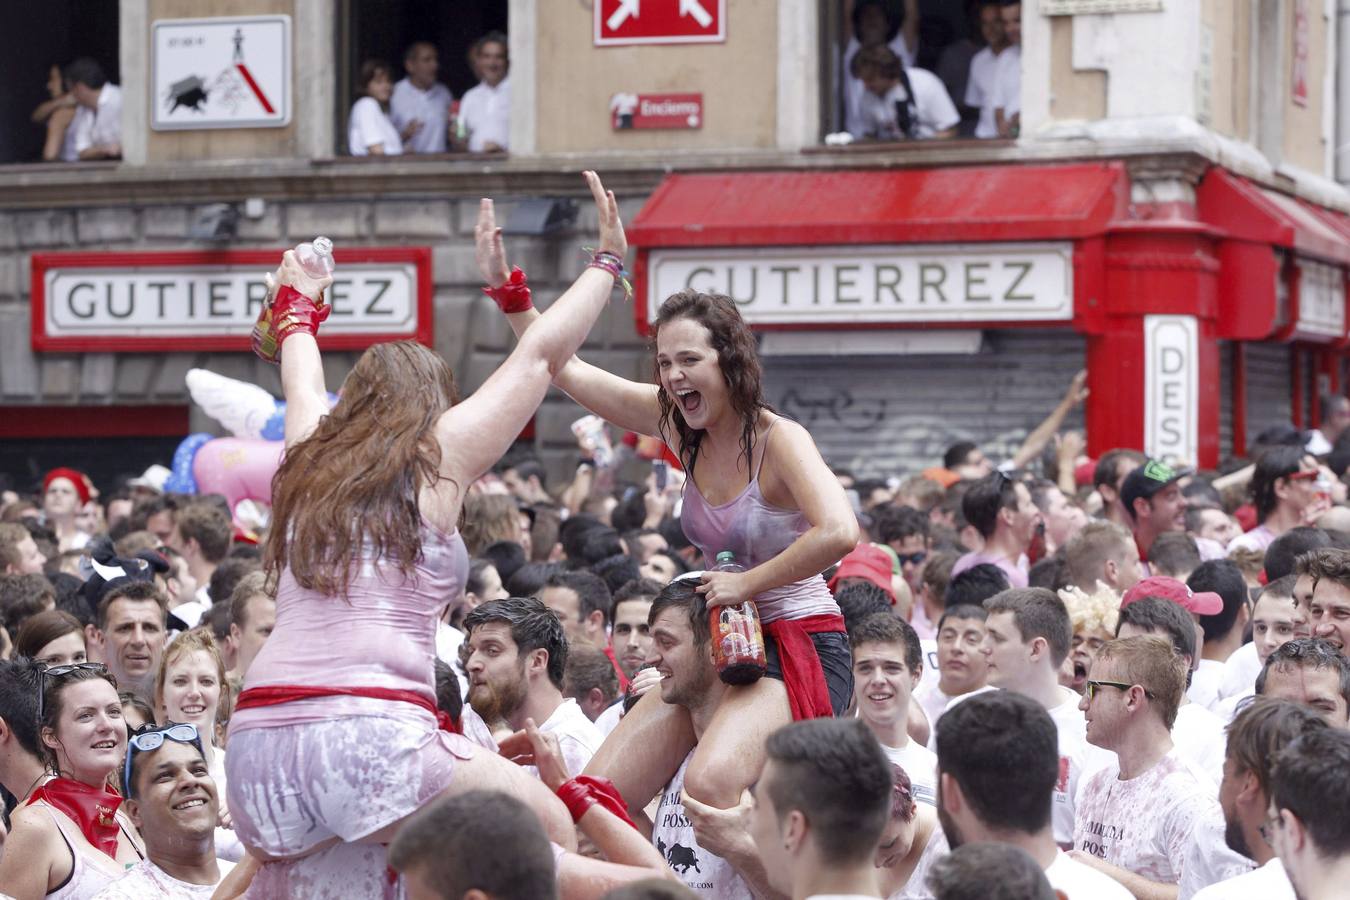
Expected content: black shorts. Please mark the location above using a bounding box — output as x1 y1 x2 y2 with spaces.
763 628 854 716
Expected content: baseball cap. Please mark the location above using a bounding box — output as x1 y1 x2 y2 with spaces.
1119 459 1193 517
127 464 171 494
828 543 896 602
1120 575 1223 616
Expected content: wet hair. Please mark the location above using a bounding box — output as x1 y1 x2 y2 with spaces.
464 597 568 690
983 588 1072 667
15 609 83 660
1188 560 1250 643
562 644 619 708
889 763 917 822
1256 638 1350 707
388 790 558 900
265 341 458 598
944 563 1009 609
433 659 463 725
652 290 771 477
762 719 892 865
1116 596 1197 661
850 613 922 673
613 577 663 606
481 541 526 585
1295 547 1350 593
935 690 1057 835
542 570 613 627
1252 446 1309 522
928 843 1055 900
1271 728 1350 856
0 658 43 757
39 665 120 770
647 577 711 646
961 473 1020 540
836 582 894 636
125 722 206 800
507 561 563 598
943 441 979 472
1225 697 1328 796
1265 527 1332 582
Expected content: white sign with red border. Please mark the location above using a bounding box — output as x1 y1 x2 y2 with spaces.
595 0 725 46
1144 314 1198 465
152 15 291 130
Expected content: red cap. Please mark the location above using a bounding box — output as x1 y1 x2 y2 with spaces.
1074 459 1098 488
42 468 92 505
828 544 896 602
1121 576 1223 616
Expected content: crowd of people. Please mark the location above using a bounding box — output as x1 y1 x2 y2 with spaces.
0 169 1349 900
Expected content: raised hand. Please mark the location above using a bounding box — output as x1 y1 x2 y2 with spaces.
475 198 510 288
584 170 627 259
272 249 333 305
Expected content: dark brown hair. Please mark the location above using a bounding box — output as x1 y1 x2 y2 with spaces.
652 290 770 476
358 59 395 97
264 341 458 597
15 609 82 659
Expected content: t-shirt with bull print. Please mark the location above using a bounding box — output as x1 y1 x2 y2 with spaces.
652 752 754 900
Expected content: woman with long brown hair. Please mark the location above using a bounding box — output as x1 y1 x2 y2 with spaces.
224 172 628 897
479 220 859 820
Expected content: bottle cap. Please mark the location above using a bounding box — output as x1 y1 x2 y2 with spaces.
312 236 333 256
716 551 735 562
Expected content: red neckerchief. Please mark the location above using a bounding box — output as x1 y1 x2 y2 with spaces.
28 777 123 860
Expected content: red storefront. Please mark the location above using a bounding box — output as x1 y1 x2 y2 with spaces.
626 161 1350 473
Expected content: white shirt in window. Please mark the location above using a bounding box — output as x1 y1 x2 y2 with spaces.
529 698 604 779
843 34 917 138
991 44 1021 122
965 46 1004 138
855 68 960 141
72 83 122 157
348 96 403 156
390 78 452 154
459 77 511 152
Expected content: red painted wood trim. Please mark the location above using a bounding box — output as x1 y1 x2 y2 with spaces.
0 405 190 438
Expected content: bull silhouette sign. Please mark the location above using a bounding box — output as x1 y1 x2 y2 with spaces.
656 837 701 875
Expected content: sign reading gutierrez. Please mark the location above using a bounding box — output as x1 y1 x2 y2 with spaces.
31 249 430 352
647 243 1073 325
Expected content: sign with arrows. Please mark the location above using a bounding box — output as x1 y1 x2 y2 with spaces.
595 0 725 46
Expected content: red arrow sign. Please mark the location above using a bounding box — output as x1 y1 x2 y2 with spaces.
595 0 725 46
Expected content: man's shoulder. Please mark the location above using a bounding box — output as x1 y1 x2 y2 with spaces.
1046 852 1133 899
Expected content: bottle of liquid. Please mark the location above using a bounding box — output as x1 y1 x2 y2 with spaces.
296 236 334 278
709 551 767 685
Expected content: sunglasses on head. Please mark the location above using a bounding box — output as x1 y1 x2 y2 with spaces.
1286 470 1318 482
36 662 109 722
123 722 203 797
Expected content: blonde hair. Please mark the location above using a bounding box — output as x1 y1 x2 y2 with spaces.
154 629 231 733
460 493 522 557
1058 583 1120 637
1095 635 1187 729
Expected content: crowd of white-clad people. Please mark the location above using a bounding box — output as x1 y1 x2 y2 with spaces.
0 171 1349 900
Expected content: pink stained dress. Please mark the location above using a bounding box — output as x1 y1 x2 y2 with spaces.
225 520 472 897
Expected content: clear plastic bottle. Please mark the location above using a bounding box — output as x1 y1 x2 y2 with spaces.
709 551 767 685
296 236 334 279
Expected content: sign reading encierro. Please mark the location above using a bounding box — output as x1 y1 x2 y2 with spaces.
647 243 1074 325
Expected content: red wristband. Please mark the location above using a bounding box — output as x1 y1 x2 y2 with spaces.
555 776 638 830
483 266 533 314
251 284 331 363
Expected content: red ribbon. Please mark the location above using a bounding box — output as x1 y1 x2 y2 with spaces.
236 685 461 734
762 614 846 721
28 777 124 860
556 776 638 830
483 266 533 314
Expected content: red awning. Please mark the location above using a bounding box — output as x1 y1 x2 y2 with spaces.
1198 169 1350 266
627 162 1127 249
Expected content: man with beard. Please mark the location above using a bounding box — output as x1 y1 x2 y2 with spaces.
912 690 1130 899
464 597 602 777
1266 728 1350 900
1188 699 1327 900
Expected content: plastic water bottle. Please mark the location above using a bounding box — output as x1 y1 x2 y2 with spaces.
296 236 334 279
709 551 767 685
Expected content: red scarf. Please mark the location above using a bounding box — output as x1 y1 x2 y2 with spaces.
762 614 846 721
236 684 462 734
28 777 123 860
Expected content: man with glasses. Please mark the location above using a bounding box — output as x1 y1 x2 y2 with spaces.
1230 448 1325 555
1071 635 1214 896
951 472 1040 590
1265 728 1350 900
93 722 234 897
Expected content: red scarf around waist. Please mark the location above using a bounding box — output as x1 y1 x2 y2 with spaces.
762 613 846 721
28 777 124 860
236 685 462 734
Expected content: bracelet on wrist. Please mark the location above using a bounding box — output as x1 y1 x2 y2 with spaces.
554 776 638 830
483 266 533 314
582 247 633 301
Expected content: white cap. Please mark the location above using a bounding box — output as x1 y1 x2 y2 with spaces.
127 464 171 493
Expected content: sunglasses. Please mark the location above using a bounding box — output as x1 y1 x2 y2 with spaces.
123 722 203 797
1286 470 1318 482
1083 680 1155 702
896 552 928 567
36 662 110 722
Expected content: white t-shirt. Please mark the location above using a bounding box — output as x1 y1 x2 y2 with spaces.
531 698 604 779
1171 703 1226 791
915 639 941 701
991 44 1021 120
1214 688 1254 725
459 77 511 152
594 698 624 737
434 621 470 699
91 858 236 899
1217 642 1262 702
854 69 960 140
652 752 754 900
1177 800 1255 899
881 738 938 807
1073 749 1214 883
348 96 403 156
1045 849 1133 900
1048 687 1115 847
1227 525 1277 555
1190 858 1295 900
389 77 452 153
964 46 1004 138
1187 659 1227 712
843 34 917 138
72 83 123 156
915 684 996 751
893 825 947 900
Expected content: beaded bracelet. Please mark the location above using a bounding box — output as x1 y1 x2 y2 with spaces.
583 248 634 301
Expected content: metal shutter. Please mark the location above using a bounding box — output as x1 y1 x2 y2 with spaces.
761 329 1086 476
1219 340 1233 461
1244 342 1293 445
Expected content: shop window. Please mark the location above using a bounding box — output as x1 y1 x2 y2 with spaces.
0 1 119 165
337 0 509 158
825 0 1018 145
